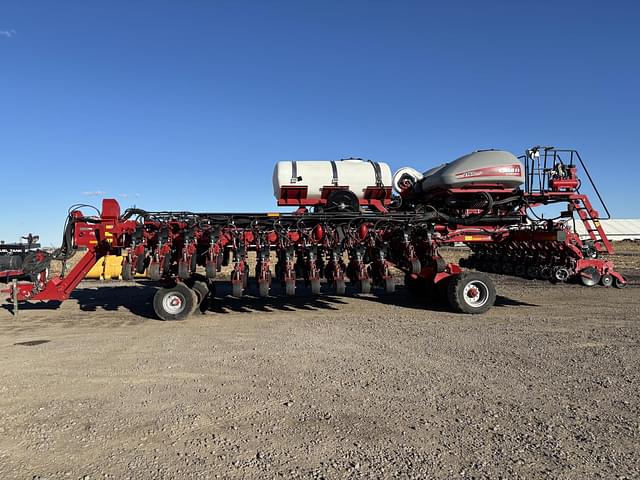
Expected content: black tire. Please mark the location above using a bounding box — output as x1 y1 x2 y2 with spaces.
385 277 395 293
153 283 197 321
178 262 190 279
121 261 134 281
191 280 211 312
600 273 613 288
285 279 296 296
446 272 496 314
326 190 359 212
231 282 243 298
149 263 162 281
359 278 371 294
135 255 147 274
205 262 216 279
613 276 627 289
258 281 270 297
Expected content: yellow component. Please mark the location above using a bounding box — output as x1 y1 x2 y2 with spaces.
267 212 280 217
85 255 149 280
86 257 106 280
103 255 124 280
464 235 475 241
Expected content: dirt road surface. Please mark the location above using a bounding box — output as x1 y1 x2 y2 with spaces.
1 253 639 479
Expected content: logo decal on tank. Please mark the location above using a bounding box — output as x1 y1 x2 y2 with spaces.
455 164 522 179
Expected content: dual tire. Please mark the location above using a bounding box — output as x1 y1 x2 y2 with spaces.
153 281 212 321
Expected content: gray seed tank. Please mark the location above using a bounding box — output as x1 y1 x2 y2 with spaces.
394 150 526 196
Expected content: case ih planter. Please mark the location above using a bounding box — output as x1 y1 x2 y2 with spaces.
1 147 627 320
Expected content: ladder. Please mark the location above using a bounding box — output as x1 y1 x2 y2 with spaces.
571 195 614 254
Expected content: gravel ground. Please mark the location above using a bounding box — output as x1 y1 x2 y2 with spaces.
0 250 638 479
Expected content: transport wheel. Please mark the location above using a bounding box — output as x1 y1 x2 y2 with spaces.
335 279 346 295
540 266 553 280
311 279 321 295
600 274 613 288
121 261 133 281
385 277 395 293
231 282 243 298
553 267 570 283
191 280 211 312
258 281 270 298
613 276 627 289
446 272 496 314
502 263 514 275
526 265 539 279
359 278 371 294
285 279 296 296
149 263 162 281
153 283 197 321
580 267 601 287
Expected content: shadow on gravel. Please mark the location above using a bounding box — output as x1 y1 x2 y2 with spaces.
70 284 158 319
2 280 539 321
210 281 348 314
357 288 537 312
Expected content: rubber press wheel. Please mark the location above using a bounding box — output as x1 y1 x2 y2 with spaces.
384 277 395 293
359 278 371 294
191 280 211 312
153 283 197 321
446 272 496 314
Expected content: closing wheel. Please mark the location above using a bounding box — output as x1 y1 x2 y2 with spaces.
121 261 133 281
410 258 421 274
285 279 296 296
149 263 162 281
580 267 601 287
447 272 496 314
153 283 197 321
359 278 371 294
178 262 190 279
335 279 346 295
385 277 395 293
205 262 216 279
600 273 613 288
258 281 270 297
231 282 243 298
311 279 321 295
191 280 211 312
613 276 627 289
136 255 147 274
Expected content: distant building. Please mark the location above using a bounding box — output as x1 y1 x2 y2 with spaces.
573 219 640 241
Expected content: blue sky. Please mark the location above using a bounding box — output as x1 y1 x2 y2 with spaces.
1 0 639 245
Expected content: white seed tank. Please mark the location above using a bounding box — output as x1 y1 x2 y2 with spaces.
273 159 393 201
